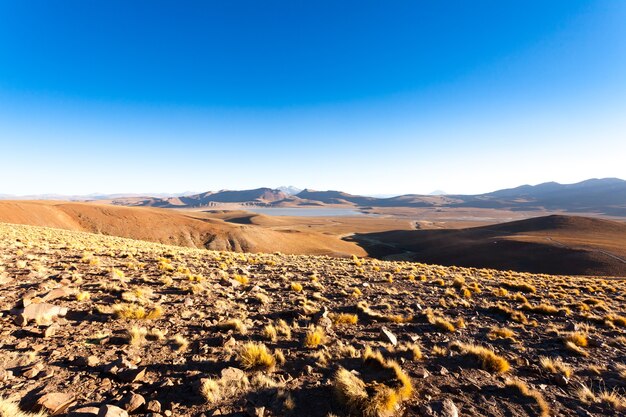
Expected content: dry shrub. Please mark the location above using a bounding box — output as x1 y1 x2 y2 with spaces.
0 397 47 417
304 326 326 348
539 356 573 378
506 379 550 417
333 348 413 416
239 342 276 371
450 341 510 374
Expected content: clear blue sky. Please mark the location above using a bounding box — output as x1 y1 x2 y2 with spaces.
1 1 625 195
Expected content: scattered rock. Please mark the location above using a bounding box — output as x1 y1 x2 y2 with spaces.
44 324 59 338
77 355 101 367
553 374 569 387
22 362 44 378
146 400 162 413
247 405 265 417
420 399 459 417
37 392 76 415
119 392 145 413
117 367 146 383
98 405 129 417
380 326 397 346
68 407 100 417
43 286 75 302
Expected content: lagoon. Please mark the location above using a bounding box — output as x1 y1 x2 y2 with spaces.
247 207 365 217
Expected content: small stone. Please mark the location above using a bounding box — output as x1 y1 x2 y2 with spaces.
146 400 162 413
0 369 13 381
247 405 265 417
37 392 76 415
380 326 397 346
77 355 100 367
98 405 129 417
23 362 44 378
44 324 59 338
420 399 459 417
553 374 569 387
120 392 145 412
220 367 247 383
438 399 459 417
414 368 430 379
116 367 146 383
68 407 100 417
438 366 449 376
43 286 75 302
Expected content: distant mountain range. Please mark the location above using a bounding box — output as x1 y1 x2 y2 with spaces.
2 178 625 216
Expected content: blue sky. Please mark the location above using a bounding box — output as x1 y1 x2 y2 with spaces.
1 1 625 195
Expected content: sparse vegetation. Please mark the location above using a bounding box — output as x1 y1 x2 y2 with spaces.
0 222 624 417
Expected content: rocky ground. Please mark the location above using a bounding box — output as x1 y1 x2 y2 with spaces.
0 222 625 417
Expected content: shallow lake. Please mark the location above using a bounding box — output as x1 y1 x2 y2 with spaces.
247 207 365 217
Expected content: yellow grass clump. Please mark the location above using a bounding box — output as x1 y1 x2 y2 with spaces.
488 326 515 340
304 326 327 348
113 303 163 320
217 319 248 335
239 342 276 371
333 313 359 325
127 325 148 346
450 341 510 374
539 356 573 378
333 348 413 417
506 379 550 417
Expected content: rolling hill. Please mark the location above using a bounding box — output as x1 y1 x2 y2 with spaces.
0 201 365 257
350 215 626 276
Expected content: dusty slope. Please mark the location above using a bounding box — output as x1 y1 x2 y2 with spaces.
0 223 625 417
0 201 365 257
352 215 626 277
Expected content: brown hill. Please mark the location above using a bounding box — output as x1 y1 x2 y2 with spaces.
109 188 288 208
351 215 626 276
0 201 365 257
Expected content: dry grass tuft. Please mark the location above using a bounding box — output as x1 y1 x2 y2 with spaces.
564 331 588 347
127 325 148 346
239 342 276 371
488 326 515 341
333 354 413 417
170 334 189 352
262 324 278 342
217 319 248 335
539 356 573 378
450 341 510 374
0 397 47 417
506 379 550 417
304 326 327 348
113 303 163 320
200 378 221 405
333 313 359 325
